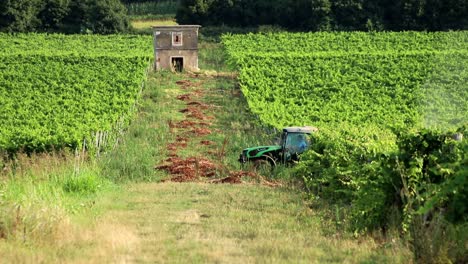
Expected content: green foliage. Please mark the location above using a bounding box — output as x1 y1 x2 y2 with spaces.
420 52 468 129
223 31 468 54
86 0 130 34
295 125 399 232
38 0 71 31
0 0 43 32
177 0 468 31
388 127 468 226
380 128 468 263
223 32 468 132
0 162 114 244
199 25 284 42
0 33 153 57
0 34 153 154
0 0 130 34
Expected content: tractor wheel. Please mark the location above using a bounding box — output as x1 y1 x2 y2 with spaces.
251 157 275 176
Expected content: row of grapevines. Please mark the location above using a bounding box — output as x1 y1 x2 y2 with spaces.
223 31 468 57
0 33 153 58
0 34 153 153
223 32 468 132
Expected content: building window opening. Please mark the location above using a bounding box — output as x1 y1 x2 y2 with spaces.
172 32 183 46
172 57 184 72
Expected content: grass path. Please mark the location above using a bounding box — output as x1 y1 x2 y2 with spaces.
91 72 409 263
99 182 394 263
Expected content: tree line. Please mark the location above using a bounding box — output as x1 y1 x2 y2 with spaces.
176 0 467 31
120 0 178 3
0 0 129 34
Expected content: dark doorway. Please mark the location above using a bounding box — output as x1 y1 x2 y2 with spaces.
171 57 184 72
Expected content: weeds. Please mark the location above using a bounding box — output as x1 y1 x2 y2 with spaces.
410 214 468 264
0 177 67 244
62 173 101 194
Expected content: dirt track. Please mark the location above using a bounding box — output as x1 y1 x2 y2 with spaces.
155 78 268 185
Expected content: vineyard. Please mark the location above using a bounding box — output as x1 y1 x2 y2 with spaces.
223 31 467 261
223 31 467 131
0 34 153 153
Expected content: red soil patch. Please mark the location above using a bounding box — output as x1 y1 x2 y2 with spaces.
179 107 198 114
156 157 219 182
173 120 198 129
188 111 208 120
179 107 213 121
200 140 214 145
176 80 191 85
213 175 242 184
176 135 188 142
193 89 203 95
167 145 177 151
168 120 212 131
166 142 188 151
175 80 203 89
197 121 212 127
187 101 211 110
211 171 257 184
177 94 192 101
189 127 212 136
175 80 193 89
190 112 214 121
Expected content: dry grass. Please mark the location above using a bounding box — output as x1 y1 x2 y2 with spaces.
131 19 178 30
0 212 140 263
0 151 78 179
0 150 122 263
75 217 140 263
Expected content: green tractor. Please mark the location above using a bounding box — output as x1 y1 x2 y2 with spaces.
238 126 318 171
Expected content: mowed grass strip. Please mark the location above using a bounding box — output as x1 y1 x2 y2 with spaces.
99 182 410 263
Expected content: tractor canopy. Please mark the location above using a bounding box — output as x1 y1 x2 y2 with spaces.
282 126 318 134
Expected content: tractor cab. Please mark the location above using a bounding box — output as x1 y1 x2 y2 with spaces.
238 126 318 168
280 126 316 163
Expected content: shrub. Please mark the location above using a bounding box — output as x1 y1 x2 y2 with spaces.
86 0 130 34
297 125 467 262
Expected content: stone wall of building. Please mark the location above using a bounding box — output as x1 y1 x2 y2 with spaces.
153 25 201 71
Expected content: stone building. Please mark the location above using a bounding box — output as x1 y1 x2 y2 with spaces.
152 25 201 72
